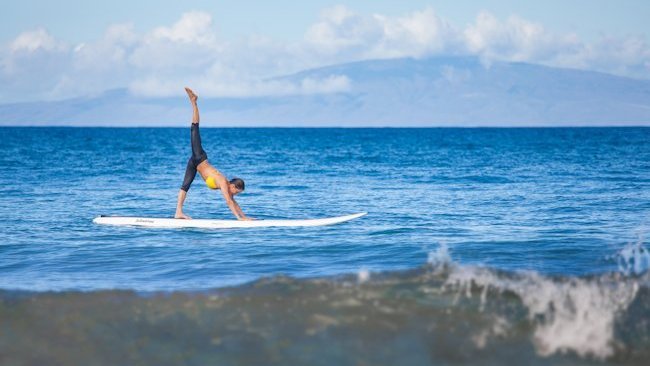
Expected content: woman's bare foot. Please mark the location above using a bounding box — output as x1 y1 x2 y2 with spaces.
184 87 198 103
175 212 192 219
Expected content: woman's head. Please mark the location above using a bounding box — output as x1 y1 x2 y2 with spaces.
229 177 245 195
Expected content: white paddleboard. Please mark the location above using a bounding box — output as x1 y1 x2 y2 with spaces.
93 212 366 229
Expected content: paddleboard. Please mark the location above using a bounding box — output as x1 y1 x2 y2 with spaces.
93 212 366 229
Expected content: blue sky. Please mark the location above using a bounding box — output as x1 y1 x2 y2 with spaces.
2 1 650 103
4 1 650 43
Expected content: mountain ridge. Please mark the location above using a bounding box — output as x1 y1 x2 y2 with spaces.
2 56 650 126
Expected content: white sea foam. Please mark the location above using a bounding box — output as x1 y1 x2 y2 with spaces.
357 267 370 283
616 238 650 275
472 315 510 349
427 243 451 267
520 275 637 359
436 246 640 359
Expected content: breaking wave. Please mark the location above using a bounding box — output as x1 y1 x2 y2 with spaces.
1 243 649 365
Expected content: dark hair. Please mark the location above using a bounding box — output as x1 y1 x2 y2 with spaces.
229 178 245 191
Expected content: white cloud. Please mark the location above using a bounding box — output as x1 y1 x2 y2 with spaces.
461 12 650 77
73 24 136 71
129 12 221 71
10 28 67 53
464 12 581 65
576 36 650 78
305 5 383 55
150 11 216 45
304 6 461 61
0 28 70 101
129 65 351 98
1 7 649 103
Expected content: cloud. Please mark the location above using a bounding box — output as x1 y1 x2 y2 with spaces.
372 8 460 57
464 12 581 63
461 12 650 78
305 5 383 55
576 36 650 79
125 11 350 99
150 11 216 45
130 65 351 98
60 24 139 96
129 12 221 72
304 6 461 61
10 27 67 53
0 28 71 101
1 7 649 103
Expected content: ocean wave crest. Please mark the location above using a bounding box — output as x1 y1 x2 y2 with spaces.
1 245 649 365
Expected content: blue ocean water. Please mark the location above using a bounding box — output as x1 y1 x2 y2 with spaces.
3 127 650 364
0 127 648 291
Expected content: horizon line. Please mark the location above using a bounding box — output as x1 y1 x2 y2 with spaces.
1 124 648 129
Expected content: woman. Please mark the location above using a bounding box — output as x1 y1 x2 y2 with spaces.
174 87 252 220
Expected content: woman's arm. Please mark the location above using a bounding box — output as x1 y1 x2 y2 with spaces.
220 185 250 220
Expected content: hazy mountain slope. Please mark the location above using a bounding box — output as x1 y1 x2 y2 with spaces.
2 57 649 126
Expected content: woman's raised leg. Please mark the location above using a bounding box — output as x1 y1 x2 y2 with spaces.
185 87 199 124
185 87 207 165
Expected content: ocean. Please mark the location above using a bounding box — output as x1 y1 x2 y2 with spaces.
1 127 649 365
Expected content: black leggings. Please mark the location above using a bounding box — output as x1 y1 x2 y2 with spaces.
180 123 208 192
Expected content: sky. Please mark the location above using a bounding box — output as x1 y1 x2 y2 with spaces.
4 1 650 44
2 1 650 103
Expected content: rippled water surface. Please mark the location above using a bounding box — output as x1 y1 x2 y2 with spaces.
0 127 648 291
2 127 650 364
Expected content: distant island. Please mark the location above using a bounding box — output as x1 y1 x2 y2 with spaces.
2 56 650 126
